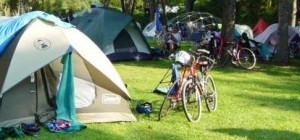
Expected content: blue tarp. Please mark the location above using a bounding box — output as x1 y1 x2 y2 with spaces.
0 11 74 56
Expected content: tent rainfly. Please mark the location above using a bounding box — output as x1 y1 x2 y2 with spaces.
71 7 153 61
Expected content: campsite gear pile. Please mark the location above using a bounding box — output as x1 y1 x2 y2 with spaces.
20 123 41 137
0 123 41 139
136 102 153 114
46 120 72 132
0 126 24 139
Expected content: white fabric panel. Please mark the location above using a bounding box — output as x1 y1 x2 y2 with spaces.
74 76 96 108
57 73 96 108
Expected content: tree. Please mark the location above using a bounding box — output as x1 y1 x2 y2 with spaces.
119 0 137 16
290 0 297 26
221 0 236 43
185 0 195 12
0 0 92 17
277 0 292 65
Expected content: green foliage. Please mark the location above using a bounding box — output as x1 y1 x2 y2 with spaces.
193 0 278 27
31 0 91 16
235 0 278 26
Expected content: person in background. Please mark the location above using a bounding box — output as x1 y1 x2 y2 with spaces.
160 26 182 55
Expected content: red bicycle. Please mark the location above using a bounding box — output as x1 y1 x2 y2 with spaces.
213 39 257 69
158 49 217 122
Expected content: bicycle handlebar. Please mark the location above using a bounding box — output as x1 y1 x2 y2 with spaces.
188 48 210 56
188 48 215 64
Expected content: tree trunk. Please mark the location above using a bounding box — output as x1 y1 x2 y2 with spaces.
160 0 168 28
277 0 290 65
130 0 137 16
149 0 156 22
102 0 110 7
221 0 236 43
290 0 297 26
120 0 126 12
185 0 195 12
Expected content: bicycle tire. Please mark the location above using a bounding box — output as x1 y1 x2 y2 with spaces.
214 47 229 68
237 48 256 69
203 75 217 112
158 79 180 121
181 79 202 122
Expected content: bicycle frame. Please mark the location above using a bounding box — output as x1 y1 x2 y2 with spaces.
182 49 212 95
161 51 207 103
173 66 188 99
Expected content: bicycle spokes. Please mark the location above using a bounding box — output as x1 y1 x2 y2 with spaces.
182 80 201 122
237 48 256 69
204 75 217 112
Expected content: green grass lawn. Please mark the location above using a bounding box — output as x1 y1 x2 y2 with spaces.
14 56 300 140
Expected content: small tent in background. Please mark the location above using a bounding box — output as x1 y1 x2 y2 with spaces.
234 24 254 39
252 18 268 36
254 23 300 54
143 21 158 38
0 11 136 127
71 7 153 61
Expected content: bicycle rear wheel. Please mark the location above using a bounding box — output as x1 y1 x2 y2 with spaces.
158 79 180 121
237 48 256 69
181 79 201 122
214 47 229 68
203 75 217 112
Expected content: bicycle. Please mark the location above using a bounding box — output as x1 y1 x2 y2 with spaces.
158 49 217 122
181 49 217 122
214 39 257 69
157 51 191 121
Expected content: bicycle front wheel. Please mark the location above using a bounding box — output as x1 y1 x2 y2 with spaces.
181 79 202 122
237 48 256 69
203 75 217 112
158 79 180 121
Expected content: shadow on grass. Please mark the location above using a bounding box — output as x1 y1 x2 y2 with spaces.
236 91 300 112
114 55 300 76
254 57 300 76
211 128 300 140
217 75 300 112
